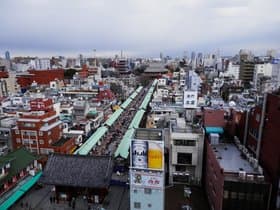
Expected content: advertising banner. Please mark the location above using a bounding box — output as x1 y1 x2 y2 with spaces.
130 170 164 189
131 139 164 170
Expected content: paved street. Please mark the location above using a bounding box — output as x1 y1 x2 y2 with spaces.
11 185 129 210
165 185 210 210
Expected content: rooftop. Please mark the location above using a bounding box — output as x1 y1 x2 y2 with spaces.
212 143 257 174
0 147 38 184
51 136 72 147
40 154 113 188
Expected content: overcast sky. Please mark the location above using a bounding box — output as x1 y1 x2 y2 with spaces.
0 0 279 57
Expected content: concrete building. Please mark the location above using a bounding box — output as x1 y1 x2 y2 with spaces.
169 118 204 185
271 63 280 91
130 128 165 210
0 117 16 155
222 61 240 80
239 61 255 85
253 63 273 91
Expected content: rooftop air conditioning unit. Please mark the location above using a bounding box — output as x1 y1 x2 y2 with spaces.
258 166 263 175
246 174 254 181
257 175 265 181
253 159 259 169
249 157 254 164
239 171 246 180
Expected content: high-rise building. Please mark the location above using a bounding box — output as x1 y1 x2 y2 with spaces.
5 51 10 61
239 61 255 85
130 128 165 210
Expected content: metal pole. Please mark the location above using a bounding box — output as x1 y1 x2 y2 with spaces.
256 93 267 160
243 110 249 146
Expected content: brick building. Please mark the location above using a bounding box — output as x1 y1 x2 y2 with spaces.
16 69 64 90
11 99 75 155
205 140 271 210
246 93 280 210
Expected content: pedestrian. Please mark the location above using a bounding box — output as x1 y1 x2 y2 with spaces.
72 200 76 209
50 196 52 203
20 201 24 208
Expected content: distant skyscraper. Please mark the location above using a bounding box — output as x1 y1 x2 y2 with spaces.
5 51 10 60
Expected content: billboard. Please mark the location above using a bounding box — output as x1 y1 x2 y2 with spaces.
130 170 164 189
131 140 164 170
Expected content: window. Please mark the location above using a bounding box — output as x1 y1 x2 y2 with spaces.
133 189 137 193
175 165 186 172
39 131 43 136
134 202 141 209
16 138 21 143
177 153 192 165
39 140 44 145
148 203 152 208
231 192 237 199
15 130 19 134
144 188 151 194
48 131 51 136
238 192 245 200
24 123 35 128
174 140 196 146
223 190 229 199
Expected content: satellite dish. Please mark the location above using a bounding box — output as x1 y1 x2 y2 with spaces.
229 101 236 107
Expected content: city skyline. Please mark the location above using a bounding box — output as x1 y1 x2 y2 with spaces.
0 0 280 57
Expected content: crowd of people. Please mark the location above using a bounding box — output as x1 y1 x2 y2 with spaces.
91 86 149 156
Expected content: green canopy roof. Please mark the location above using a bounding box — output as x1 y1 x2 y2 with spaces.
129 109 145 129
135 86 143 93
129 92 138 100
0 172 42 210
120 98 133 109
75 126 108 155
0 148 38 185
104 109 123 127
114 128 135 159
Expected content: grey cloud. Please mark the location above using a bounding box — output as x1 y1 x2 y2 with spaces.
0 0 279 57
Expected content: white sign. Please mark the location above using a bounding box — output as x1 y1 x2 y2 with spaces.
130 171 164 189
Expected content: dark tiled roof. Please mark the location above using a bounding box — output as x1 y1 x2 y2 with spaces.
0 147 38 184
40 154 113 188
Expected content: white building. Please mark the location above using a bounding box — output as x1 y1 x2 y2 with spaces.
222 61 240 79
253 63 273 90
169 118 204 185
271 63 280 91
33 58 51 70
130 129 165 210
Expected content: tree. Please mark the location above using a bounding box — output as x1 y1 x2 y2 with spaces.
64 69 77 79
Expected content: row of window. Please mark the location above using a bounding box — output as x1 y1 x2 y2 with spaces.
223 190 264 201
15 130 52 136
173 140 196 146
185 100 195 105
16 138 52 145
